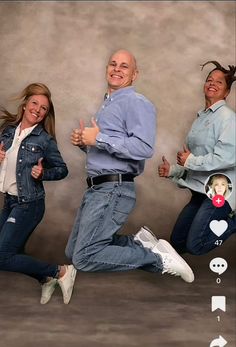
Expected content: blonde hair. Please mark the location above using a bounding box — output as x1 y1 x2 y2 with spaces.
0 83 56 140
210 174 229 197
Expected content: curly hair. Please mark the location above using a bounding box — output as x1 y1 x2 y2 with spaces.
201 60 236 90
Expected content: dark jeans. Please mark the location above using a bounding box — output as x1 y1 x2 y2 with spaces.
170 191 236 255
0 194 58 283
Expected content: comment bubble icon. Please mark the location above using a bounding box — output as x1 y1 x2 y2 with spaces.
209 257 228 275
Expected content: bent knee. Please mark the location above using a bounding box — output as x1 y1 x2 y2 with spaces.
72 253 94 272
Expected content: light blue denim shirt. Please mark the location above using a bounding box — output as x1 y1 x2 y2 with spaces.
85 86 157 177
170 100 236 209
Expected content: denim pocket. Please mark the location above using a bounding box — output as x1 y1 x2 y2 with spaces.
25 143 43 164
112 186 136 225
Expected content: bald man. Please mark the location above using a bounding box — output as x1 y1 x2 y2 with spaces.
65 49 194 283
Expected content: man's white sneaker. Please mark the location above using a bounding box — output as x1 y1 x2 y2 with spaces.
58 265 77 304
152 239 194 283
134 226 159 251
134 226 194 283
40 278 58 305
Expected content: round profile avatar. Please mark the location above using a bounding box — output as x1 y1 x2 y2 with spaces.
205 173 232 200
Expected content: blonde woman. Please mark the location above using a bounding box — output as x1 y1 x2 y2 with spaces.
208 174 231 199
0 83 76 304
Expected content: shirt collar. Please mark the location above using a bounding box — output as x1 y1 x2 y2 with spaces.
104 86 135 101
197 100 226 117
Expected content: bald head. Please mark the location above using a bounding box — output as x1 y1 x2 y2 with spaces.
108 49 138 70
106 49 139 94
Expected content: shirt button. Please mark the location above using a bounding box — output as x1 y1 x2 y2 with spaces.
18 173 21 176
19 159 22 163
32 147 35 151
21 146 25 149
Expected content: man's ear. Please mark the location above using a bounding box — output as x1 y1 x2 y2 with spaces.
132 69 139 82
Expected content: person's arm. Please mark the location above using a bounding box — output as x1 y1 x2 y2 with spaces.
41 138 68 181
71 121 88 153
169 164 186 179
96 98 156 160
184 116 235 171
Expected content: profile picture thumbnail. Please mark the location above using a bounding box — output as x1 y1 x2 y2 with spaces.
205 173 233 200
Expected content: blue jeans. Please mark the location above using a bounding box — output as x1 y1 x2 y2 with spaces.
170 191 236 255
65 182 163 272
0 194 59 283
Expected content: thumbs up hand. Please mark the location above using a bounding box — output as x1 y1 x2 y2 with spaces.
71 119 85 147
81 117 100 146
0 142 6 164
158 155 170 177
31 157 44 179
177 144 191 166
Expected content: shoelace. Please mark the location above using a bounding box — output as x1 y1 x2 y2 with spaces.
162 255 179 276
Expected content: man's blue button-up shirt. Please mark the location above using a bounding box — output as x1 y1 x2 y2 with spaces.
85 86 157 177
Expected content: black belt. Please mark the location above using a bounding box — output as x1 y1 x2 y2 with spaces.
86 174 135 187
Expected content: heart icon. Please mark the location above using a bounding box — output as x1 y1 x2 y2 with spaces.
209 220 228 237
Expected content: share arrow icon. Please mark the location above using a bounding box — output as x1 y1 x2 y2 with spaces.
210 335 227 347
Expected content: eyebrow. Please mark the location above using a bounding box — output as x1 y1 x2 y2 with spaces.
110 60 129 65
31 98 48 107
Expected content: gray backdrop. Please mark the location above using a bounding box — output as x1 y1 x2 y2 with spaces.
0 1 235 263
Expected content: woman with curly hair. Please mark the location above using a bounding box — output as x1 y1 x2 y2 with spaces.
158 61 236 255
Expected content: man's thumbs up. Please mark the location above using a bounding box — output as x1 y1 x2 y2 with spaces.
82 118 100 146
91 118 98 128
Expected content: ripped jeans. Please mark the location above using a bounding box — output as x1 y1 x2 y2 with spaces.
0 193 59 283
65 182 163 272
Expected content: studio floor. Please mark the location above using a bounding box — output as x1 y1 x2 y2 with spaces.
0 249 235 347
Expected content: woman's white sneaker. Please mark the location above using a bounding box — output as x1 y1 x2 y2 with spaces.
58 265 77 304
40 278 58 304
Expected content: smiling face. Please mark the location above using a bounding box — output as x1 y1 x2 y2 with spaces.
21 94 49 129
106 50 138 94
212 177 228 196
204 70 229 107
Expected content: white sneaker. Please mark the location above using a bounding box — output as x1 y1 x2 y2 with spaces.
134 226 160 251
134 226 194 283
58 265 77 304
40 278 58 305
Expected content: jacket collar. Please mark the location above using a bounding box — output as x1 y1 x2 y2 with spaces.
7 123 44 136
